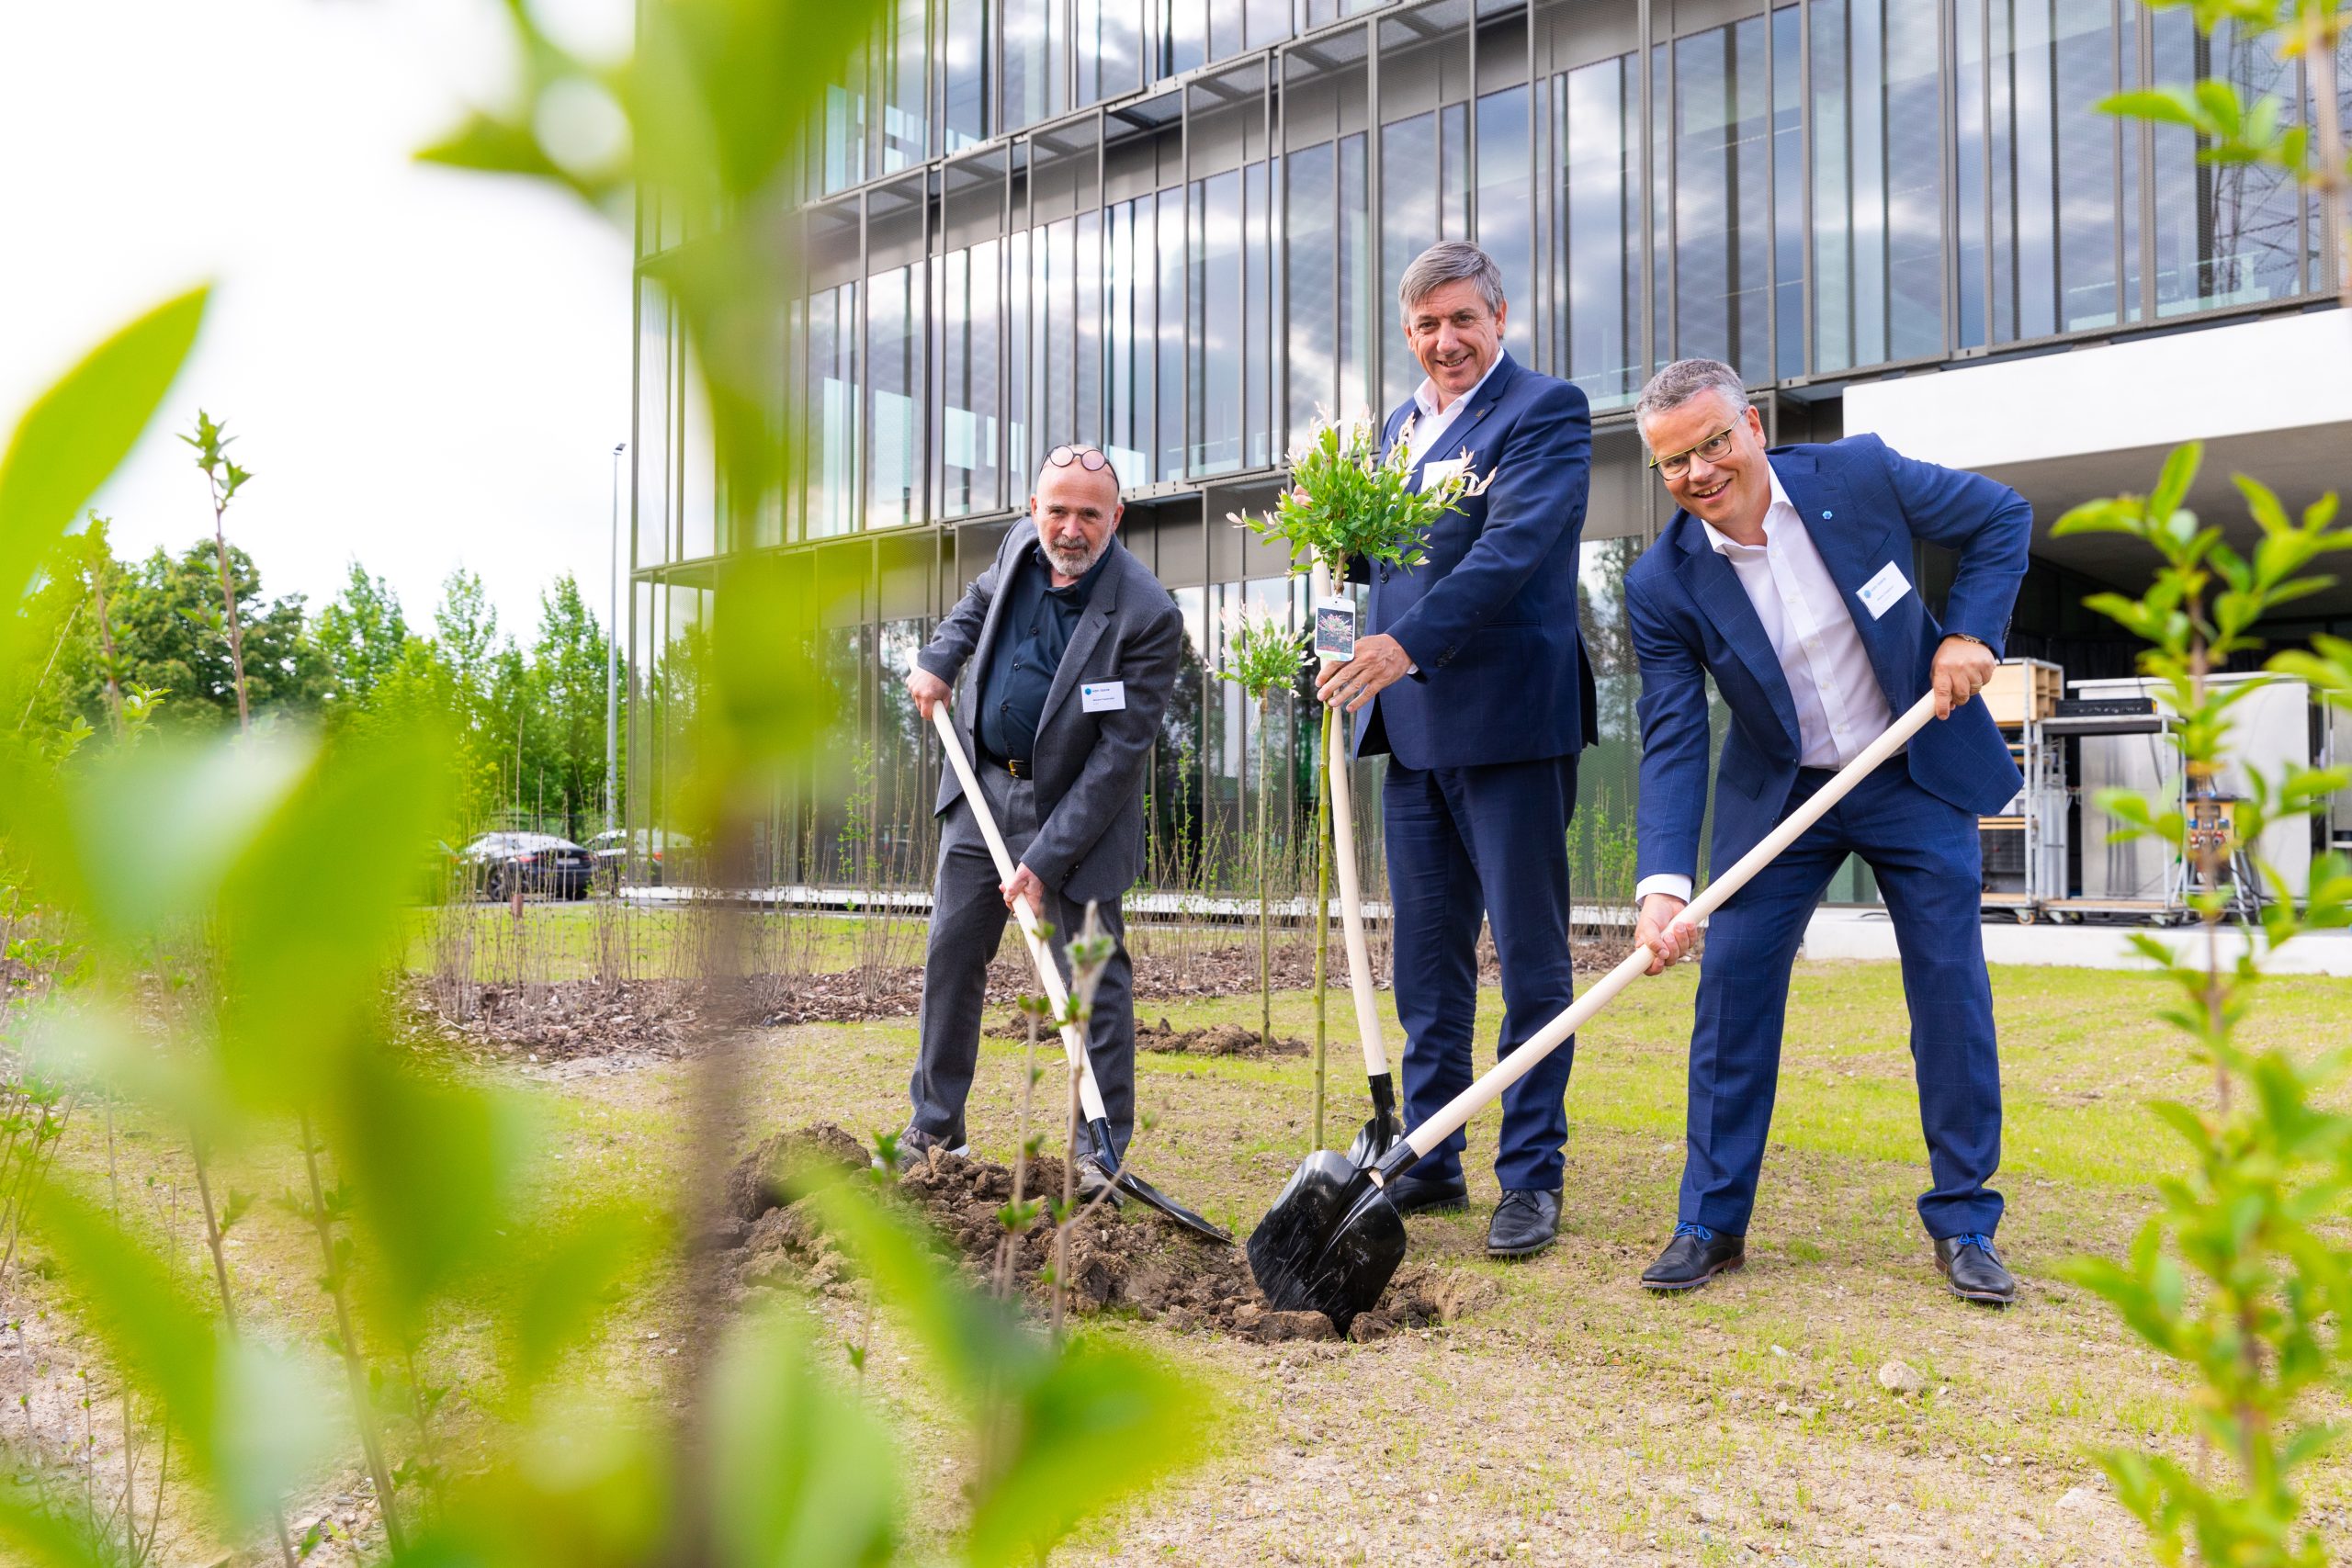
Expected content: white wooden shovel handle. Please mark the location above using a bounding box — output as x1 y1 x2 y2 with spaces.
930 702 1111 1125
1392 691 1940 1170
1315 561 1389 1078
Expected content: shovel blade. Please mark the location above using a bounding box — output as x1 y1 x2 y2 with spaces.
1087 1119 1233 1245
1246 1149 1408 1331
1344 1072 1404 1168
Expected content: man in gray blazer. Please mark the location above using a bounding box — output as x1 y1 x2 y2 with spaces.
899 445 1185 1182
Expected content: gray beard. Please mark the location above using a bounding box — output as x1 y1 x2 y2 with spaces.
1042 536 1106 578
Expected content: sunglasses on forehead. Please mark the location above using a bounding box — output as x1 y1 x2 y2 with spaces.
1046 444 1121 483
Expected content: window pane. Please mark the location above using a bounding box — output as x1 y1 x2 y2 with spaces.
1678 17 1771 379
1773 6 1805 377
1157 189 1185 482
1382 109 1439 410
1339 132 1374 420
1245 159 1272 468
936 242 1003 518
1190 168 1244 474
944 0 990 151
1556 56 1643 409
2151 12 2303 315
881 0 928 173
1105 197 1156 482
868 262 923 529
1476 85 1533 316
1077 0 1142 105
1286 140 1339 446
805 283 860 539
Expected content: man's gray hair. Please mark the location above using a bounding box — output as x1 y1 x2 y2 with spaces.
1633 359 1748 447
1396 242 1507 326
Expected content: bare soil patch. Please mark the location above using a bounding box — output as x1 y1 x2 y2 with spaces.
721 1122 1493 1345
985 1012 1308 1058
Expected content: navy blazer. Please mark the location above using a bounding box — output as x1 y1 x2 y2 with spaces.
1353 351 1600 770
1625 434 2030 886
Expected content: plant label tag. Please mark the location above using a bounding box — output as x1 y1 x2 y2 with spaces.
1419 456 1469 493
1080 681 1126 713
1856 560 1911 620
1313 596 1359 661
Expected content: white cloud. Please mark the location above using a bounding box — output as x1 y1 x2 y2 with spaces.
0 0 636 650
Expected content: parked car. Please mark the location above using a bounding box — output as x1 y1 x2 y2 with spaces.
584 828 690 887
458 832 595 901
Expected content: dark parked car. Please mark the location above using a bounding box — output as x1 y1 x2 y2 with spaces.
584 828 690 887
458 832 595 901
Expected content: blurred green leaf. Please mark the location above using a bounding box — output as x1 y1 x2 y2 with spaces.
213 718 451 1107
0 288 208 679
710 1305 899 1568
329 1045 536 1341
499 1201 662 1399
963 1337 1211 1568
0 1480 108 1568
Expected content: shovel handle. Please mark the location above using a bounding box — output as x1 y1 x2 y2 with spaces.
1388 691 1940 1173
1315 561 1389 1079
930 701 1112 1127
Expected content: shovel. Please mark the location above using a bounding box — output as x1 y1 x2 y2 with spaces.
1316 560 1401 1166
1248 693 1940 1327
928 702 1233 1246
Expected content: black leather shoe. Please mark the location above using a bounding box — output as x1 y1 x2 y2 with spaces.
1641 1223 1746 1291
1385 1169 1470 1216
1934 1233 2016 1304
1487 1188 1562 1258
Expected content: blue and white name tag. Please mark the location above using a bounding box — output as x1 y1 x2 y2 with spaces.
1856 560 1911 620
1080 681 1126 714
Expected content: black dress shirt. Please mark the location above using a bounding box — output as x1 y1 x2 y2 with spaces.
976 537 1114 763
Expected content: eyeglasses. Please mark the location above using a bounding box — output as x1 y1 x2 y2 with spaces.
1046 444 1120 485
1647 426 1737 480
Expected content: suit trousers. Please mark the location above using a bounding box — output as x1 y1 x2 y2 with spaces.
908 761 1136 1155
1679 755 2004 1239
1385 753 1580 1192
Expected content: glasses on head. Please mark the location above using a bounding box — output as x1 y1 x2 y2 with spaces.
1647 426 1737 480
1046 444 1119 484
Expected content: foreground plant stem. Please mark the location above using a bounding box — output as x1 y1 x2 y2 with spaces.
192 1146 299 1568
1257 694 1272 1050
298 1116 405 1555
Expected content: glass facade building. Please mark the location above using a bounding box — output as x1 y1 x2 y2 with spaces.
630 0 2349 898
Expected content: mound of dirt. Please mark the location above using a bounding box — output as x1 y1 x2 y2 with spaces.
984 1013 1307 1058
725 1123 1491 1343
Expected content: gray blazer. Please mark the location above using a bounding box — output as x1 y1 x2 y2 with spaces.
914 526 1184 905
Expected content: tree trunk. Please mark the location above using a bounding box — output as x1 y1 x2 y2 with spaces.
1312 701 1333 1149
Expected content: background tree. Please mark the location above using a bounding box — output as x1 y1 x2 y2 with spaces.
314 560 411 722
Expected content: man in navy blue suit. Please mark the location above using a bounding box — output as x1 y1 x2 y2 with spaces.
1315 242 1597 1259
1623 358 2029 1304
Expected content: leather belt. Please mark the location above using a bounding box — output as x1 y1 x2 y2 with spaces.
978 749 1031 779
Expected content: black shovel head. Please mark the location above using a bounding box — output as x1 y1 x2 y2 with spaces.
1088 1119 1233 1245
1246 1149 1408 1330
1344 1071 1404 1168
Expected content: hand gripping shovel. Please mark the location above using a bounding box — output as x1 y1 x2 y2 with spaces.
929 703 1233 1245
1316 562 1402 1167
1248 693 1939 1327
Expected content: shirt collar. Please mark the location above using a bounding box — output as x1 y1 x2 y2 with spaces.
1410 353 1506 423
1029 530 1117 602
1699 460 1797 557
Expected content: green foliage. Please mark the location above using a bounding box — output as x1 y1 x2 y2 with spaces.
0 288 208 694
316 562 414 715
2096 0 2348 301
0 1 1211 1562
1214 607 1309 705
1231 408 1492 578
2051 444 2352 1565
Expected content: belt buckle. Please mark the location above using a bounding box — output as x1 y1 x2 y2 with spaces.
1007 758 1029 779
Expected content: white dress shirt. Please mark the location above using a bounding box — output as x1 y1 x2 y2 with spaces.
1403 355 1505 466
1635 461 1894 908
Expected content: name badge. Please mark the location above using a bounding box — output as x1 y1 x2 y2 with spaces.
1080 681 1126 714
1418 456 1468 493
1856 560 1911 620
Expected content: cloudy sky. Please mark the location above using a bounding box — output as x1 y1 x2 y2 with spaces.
0 0 639 650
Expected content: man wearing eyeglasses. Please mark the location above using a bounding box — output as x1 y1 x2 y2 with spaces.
1622 358 2030 1304
897 445 1183 1191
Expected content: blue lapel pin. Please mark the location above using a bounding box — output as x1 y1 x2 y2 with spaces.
1821 510 1833 520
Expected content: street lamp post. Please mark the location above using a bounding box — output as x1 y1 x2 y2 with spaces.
605 441 626 840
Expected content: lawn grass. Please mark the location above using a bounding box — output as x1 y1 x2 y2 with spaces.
18 957 2351 1565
